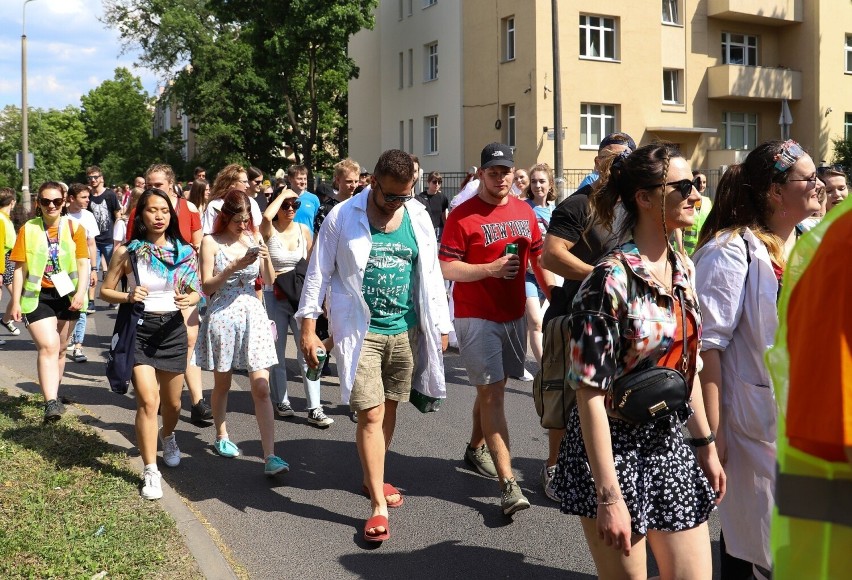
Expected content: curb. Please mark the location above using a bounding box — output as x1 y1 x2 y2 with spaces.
2 365 238 580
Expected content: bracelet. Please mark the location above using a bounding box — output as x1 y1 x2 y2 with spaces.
688 432 716 447
597 496 622 506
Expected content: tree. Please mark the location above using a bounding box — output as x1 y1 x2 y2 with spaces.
0 105 86 193
79 67 157 183
831 137 852 172
102 0 377 176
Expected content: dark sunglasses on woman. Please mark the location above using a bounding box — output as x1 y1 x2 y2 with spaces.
38 197 64 208
280 199 302 210
646 177 702 199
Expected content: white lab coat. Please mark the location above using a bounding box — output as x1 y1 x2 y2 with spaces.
693 228 777 571
295 192 452 404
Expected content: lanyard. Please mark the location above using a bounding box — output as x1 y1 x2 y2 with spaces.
44 217 62 274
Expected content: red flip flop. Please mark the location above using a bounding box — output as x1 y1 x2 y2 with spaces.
364 515 389 542
361 483 404 508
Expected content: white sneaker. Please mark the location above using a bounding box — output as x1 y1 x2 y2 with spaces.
512 369 534 382
141 467 163 500
307 407 334 428
159 429 181 467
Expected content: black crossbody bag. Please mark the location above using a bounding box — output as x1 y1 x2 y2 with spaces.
608 285 691 424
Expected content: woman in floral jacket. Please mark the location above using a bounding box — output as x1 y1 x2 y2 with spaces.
552 143 725 579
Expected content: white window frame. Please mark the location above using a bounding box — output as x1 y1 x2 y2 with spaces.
663 69 682 104
425 115 439 154
503 16 516 62
579 15 617 61
846 35 852 74
425 42 438 81
580 104 616 149
722 112 758 150
722 32 758 66
662 0 680 25
505 104 516 148
845 113 852 141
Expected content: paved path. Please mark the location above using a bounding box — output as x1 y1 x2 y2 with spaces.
0 302 721 579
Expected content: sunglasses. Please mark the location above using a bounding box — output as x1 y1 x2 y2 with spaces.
375 181 413 204
817 164 846 175
431 179 443 184
38 197 64 208
252 179 263 185
280 199 301 210
646 177 701 199
86 175 101 181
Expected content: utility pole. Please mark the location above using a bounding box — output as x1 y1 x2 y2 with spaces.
21 0 38 214
551 0 564 199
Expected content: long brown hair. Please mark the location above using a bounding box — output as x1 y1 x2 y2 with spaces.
210 164 246 201
696 140 791 266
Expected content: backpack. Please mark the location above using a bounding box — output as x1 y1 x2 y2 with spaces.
533 315 576 429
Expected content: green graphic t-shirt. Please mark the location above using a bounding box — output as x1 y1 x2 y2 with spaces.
363 209 419 334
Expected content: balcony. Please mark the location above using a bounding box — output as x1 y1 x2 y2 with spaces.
707 64 801 101
706 149 751 169
708 0 802 26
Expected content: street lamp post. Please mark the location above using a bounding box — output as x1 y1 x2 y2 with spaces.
551 0 564 199
21 0 38 214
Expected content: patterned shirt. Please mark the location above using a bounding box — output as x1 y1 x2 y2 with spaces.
567 241 702 392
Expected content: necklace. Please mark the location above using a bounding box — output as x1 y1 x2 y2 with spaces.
646 260 673 293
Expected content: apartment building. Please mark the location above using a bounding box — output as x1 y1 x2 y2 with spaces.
348 0 852 173
152 85 198 163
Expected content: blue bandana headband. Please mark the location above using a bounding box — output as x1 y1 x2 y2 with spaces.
773 139 805 173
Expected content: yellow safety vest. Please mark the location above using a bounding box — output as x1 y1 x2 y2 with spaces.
766 201 852 579
20 217 87 314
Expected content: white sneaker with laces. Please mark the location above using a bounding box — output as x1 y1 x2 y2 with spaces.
141 467 163 500
307 407 334 428
159 429 181 467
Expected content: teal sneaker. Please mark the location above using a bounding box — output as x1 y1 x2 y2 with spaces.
264 455 289 476
213 437 241 458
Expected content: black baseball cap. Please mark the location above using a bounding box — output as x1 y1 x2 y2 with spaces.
598 132 636 153
480 142 514 169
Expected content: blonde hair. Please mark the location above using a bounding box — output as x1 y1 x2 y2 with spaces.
210 163 246 201
333 158 360 181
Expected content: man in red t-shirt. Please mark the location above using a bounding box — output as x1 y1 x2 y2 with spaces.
439 142 550 516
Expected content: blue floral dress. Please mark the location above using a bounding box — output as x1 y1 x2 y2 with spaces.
552 242 715 535
195 250 277 372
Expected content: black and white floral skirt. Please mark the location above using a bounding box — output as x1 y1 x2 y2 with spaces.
552 405 716 535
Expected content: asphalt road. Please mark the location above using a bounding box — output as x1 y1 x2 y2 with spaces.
0 298 721 579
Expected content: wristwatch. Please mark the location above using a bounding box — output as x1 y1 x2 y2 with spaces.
687 432 716 447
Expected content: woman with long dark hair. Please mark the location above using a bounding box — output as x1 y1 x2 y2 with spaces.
8 182 90 422
693 140 823 577
100 189 201 500
553 143 724 578
195 190 286 475
187 179 210 217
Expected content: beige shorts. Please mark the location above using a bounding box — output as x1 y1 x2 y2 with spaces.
350 328 419 412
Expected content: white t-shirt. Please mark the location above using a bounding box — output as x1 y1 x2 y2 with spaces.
202 197 262 234
67 209 99 240
113 218 127 243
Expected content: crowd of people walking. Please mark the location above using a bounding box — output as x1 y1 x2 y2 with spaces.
1 134 849 577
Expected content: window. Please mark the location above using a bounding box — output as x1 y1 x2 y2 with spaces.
398 52 404 89
722 32 758 66
399 121 405 150
408 119 414 153
663 69 682 104
579 15 616 60
846 35 852 73
407 0 413 16
408 49 413 87
503 16 516 62
662 0 679 24
398 0 403 20
425 116 439 154
580 104 616 148
845 113 852 141
425 42 438 81
722 112 758 150
423 0 437 7
504 104 516 148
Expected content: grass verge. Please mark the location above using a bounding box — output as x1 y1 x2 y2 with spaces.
0 390 201 579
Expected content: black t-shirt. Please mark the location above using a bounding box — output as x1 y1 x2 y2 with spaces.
314 197 340 235
543 184 618 325
414 190 448 231
88 188 121 245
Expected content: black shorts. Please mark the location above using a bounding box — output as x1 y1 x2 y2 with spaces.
2 251 13 287
24 287 81 325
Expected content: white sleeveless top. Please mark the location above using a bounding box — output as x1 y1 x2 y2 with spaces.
137 255 178 313
267 226 307 274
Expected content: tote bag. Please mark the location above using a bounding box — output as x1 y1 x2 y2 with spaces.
106 251 145 394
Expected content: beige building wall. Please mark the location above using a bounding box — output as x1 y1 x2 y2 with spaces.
348 0 463 176
351 0 852 174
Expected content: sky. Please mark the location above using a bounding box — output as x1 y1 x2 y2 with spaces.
0 0 160 111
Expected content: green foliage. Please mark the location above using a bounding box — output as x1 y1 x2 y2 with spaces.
831 137 852 172
79 67 158 184
0 105 86 193
103 0 377 177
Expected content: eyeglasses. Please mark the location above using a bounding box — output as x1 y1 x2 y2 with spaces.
430 179 442 184
646 177 702 199
280 199 301 210
38 197 64 208
86 175 101 181
238 179 249 185
375 181 413 204
231 215 252 224
787 174 819 185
